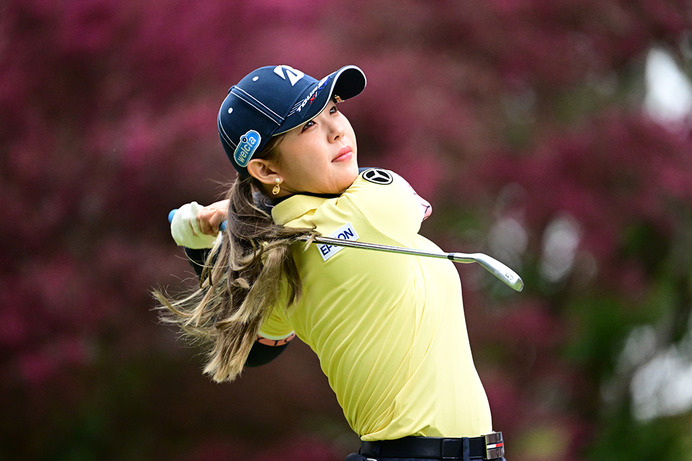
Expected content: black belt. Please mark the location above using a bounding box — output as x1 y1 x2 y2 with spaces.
360 432 504 460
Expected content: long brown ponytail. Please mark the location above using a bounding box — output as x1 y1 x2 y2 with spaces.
154 141 316 382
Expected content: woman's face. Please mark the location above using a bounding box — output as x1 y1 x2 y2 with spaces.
272 100 359 196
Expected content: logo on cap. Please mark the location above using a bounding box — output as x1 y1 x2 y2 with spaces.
273 65 305 86
287 76 332 118
234 130 261 167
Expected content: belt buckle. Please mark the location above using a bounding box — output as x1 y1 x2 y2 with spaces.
484 432 505 459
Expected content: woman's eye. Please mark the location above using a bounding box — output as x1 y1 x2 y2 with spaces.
330 104 339 114
301 121 315 132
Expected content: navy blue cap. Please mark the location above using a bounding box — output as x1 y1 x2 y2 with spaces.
218 65 367 176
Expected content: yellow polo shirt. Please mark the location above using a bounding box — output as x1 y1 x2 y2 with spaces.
259 169 492 441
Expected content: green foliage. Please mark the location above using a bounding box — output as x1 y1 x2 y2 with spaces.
588 408 692 460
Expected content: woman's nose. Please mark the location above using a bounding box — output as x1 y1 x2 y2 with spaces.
328 118 345 141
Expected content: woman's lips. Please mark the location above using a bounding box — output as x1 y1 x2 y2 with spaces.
333 146 353 162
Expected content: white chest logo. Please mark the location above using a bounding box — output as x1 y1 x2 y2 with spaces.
362 168 393 185
317 223 359 261
274 65 304 86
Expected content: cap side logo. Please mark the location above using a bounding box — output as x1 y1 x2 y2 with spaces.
274 65 304 86
287 76 331 117
234 130 261 167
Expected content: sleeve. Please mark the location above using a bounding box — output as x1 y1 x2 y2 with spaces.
357 167 431 220
343 169 429 244
246 306 296 367
257 306 294 341
391 172 432 221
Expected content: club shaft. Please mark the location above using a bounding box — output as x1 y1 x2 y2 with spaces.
310 236 463 261
309 236 524 292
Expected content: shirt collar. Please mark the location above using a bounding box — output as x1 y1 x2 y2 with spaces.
271 193 335 225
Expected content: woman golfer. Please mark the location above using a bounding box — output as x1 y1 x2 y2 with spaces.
157 64 506 461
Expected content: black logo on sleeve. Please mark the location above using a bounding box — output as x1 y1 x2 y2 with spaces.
362 168 393 185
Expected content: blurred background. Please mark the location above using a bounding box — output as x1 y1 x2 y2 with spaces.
2 0 692 459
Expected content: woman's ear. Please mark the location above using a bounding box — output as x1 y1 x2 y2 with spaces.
247 159 281 187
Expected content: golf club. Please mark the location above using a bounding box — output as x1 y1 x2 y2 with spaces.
308 235 523 292
168 209 524 292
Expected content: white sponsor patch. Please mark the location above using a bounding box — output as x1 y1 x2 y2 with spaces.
317 223 359 261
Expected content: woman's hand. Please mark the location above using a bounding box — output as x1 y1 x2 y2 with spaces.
196 200 229 235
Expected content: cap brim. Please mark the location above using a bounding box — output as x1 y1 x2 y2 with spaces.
275 65 366 136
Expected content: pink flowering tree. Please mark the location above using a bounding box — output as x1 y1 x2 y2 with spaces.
1 0 690 459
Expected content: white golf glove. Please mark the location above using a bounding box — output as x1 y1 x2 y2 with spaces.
170 201 219 249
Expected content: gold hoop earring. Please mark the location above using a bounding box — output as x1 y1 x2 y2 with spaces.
272 178 281 196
